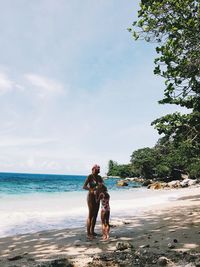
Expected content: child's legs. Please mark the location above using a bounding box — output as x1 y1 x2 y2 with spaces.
102 224 106 237
104 211 110 237
101 210 110 238
105 224 110 237
101 211 106 236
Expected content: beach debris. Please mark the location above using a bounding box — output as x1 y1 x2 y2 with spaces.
8 255 24 261
195 259 200 267
143 249 147 254
157 256 172 266
180 179 197 187
124 177 144 183
74 240 82 246
92 254 113 262
122 220 131 224
142 179 152 187
38 258 73 267
173 239 178 243
183 263 196 267
145 178 198 190
139 244 150 248
90 251 130 266
168 181 181 188
27 257 35 262
188 179 197 186
167 242 175 249
181 174 189 180
96 250 199 267
116 241 133 251
116 180 128 186
109 224 117 228
148 182 163 190
182 233 188 238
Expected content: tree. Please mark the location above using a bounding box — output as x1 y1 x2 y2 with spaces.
107 160 136 178
108 1 200 179
130 147 157 179
128 0 200 154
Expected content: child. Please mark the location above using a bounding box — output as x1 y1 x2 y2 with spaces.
96 183 110 240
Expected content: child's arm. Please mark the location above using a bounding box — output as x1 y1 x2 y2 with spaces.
97 192 104 202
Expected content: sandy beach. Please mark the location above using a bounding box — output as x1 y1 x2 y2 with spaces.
0 186 199 267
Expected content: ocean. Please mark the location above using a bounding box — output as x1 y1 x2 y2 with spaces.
0 172 180 238
0 172 140 195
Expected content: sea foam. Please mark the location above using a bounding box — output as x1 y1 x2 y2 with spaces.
0 188 189 237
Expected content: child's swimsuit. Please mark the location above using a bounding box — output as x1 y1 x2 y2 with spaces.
100 193 110 212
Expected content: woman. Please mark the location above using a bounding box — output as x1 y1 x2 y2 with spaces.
83 164 103 239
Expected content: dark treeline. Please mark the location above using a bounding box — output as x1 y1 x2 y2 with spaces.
108 0 200 180
107 137 200 179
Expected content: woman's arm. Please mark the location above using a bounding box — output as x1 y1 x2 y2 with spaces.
83 175 96 193
83 176 90 190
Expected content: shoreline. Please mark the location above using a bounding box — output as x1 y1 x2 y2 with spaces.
0 186 199 266
0 186 199 238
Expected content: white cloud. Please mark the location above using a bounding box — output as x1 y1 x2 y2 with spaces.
0 136 56 147
0 72 25 95
25 73 65 97
0 72 13 94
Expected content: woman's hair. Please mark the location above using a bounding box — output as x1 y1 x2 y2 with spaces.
92 164 100 171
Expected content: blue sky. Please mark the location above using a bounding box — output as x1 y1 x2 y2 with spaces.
0 1 180 175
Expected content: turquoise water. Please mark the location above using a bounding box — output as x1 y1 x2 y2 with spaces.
0 172 185 237
0 172 141 195
0 172 142 237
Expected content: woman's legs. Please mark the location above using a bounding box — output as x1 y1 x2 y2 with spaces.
87 194 100 237
91 203 99 235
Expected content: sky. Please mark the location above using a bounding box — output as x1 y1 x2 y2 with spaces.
0 0 180 175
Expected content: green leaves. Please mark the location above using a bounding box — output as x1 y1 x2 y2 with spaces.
107 0 200 180
131 147 158 179
131 1 200 134
128 0 200 178
107 160 136 178
133 32 139 40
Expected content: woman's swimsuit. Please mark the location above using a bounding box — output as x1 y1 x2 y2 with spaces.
90 177 98 189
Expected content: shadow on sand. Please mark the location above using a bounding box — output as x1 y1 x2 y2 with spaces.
0 195 199 266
